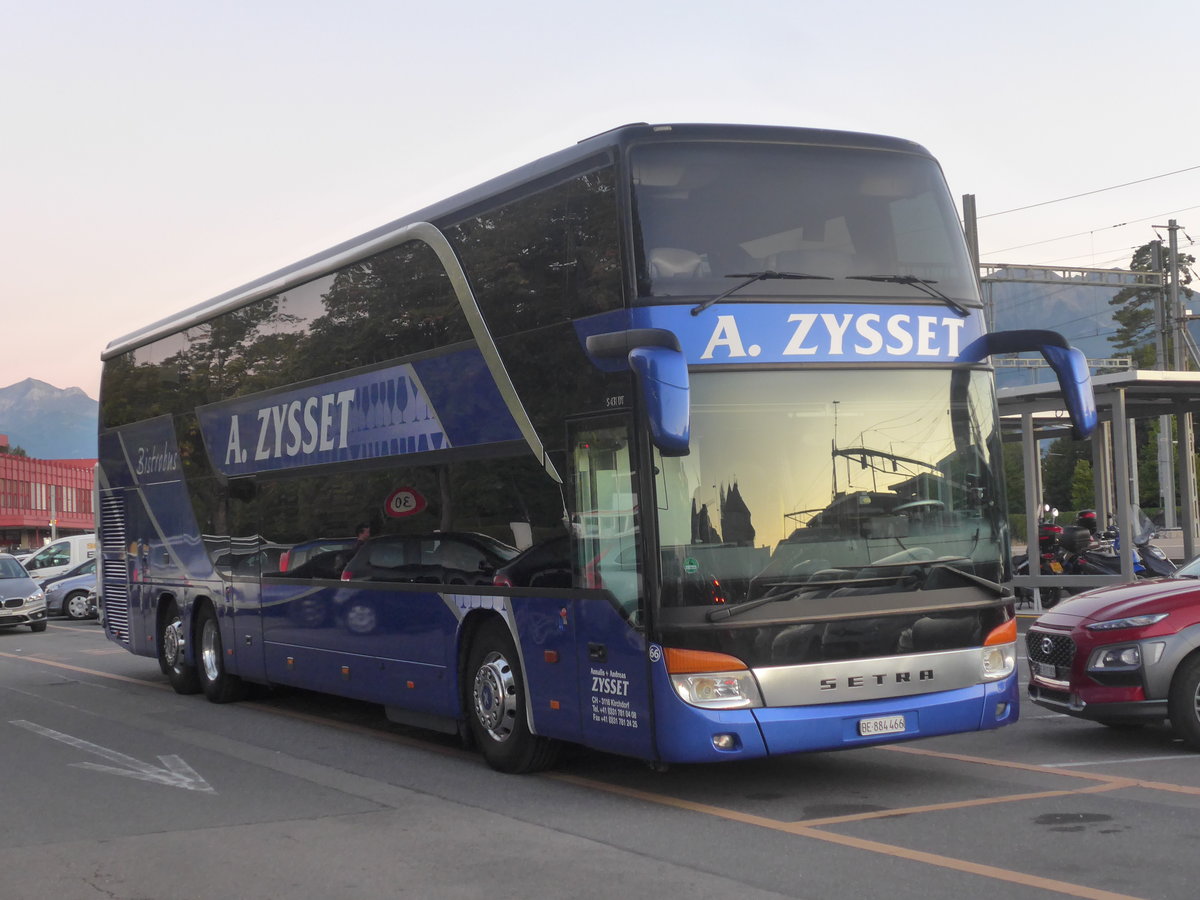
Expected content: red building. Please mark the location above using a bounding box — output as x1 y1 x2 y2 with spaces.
0 435 95 553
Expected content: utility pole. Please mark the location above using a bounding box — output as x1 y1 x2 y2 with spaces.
1168 220 1184 371
1152 241 1178 528
1157 218 1199 557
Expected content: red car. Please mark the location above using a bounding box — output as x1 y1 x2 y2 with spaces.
1026 557 1200 749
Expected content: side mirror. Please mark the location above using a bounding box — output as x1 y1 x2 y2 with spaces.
585 329 691 456
960 329 1097 439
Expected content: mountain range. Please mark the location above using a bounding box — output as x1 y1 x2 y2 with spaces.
0 379 98 460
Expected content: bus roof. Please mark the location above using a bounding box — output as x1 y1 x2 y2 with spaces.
102 123 934 359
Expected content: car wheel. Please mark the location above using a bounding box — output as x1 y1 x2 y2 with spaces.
197 604 245 704
1168 654 1200 751
158 600 202 694
64 591 91 621
465 618 559 773
29 621 47 633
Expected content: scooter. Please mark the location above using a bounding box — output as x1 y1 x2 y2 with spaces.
1057 507 1176 581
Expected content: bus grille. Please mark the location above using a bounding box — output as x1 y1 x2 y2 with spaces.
99 492 131 645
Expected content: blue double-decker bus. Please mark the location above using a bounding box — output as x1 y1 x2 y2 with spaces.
97 123 1095 772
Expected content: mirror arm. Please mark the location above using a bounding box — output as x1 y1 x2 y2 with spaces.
586 329 691 456
960 329 1097 439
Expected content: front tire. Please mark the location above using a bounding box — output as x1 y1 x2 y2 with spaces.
1169 654 1200 750
465 618 559 773
197 604 245 703
64 591 92 621
29 621 47 633
158 600 201 694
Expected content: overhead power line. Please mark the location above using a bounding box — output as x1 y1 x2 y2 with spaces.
980 203 1200 258
979 164 1200 219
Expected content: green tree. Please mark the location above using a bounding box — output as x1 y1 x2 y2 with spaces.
1042 436 1091 512
1070 458 1094 509
1003 441 1025 514
1109 241 1195 363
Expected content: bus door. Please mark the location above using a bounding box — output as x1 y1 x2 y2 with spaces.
570 418 655 759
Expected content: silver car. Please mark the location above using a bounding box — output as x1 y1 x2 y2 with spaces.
43 562 97 620
0 553 48 633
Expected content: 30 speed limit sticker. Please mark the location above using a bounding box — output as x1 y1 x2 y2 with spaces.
384 487 427 518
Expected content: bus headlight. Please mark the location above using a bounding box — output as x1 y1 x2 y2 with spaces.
981 643 1016 681
671 671 763 709
664 647 763 709
981 619 1016 681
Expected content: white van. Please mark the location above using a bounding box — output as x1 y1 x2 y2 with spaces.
22 534 97 582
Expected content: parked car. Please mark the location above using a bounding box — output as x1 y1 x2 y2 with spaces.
39 557 96 591
43 563 98 620
1026 554 1200 749
340 532 519 585
492 535 573 589
278 537 357 573
0 553 48 633
21 533 96 581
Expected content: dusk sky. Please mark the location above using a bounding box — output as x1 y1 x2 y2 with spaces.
3 0 1198 400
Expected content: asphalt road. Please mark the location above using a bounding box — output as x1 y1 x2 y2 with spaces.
1 616 1198 900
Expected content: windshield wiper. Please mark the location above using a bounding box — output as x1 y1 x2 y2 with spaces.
706 574 900 622
928 564 1010 598
691 270 832 316
847 274 970 317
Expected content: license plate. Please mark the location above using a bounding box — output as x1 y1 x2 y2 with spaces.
1031 661 1056 679
858 714 906 736
1049 561 1064 573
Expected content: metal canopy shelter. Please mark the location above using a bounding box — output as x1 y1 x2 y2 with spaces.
998 370 1200 608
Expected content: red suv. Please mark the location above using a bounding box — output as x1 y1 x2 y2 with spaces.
1026 556 1200 749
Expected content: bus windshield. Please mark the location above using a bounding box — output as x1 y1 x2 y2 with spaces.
654 368 1006 619
631 140 978 304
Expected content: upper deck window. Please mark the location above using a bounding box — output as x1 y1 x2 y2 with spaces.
630 141 978 305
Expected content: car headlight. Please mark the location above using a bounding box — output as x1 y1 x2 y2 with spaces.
25 589 45 607
1088 644 1142 671
1085 613 1168 631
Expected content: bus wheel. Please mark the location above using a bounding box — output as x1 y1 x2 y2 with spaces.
466 619 559 774
197 604 245 704
158 601 201 695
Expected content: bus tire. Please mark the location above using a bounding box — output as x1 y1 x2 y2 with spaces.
465 619 559 774
158 600 202 695
197 603 245 704
1168 654 1200 751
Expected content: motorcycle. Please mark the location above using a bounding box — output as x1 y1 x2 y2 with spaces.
1012 508 1066 607
1014 507 1176 608
1054 506 1176 584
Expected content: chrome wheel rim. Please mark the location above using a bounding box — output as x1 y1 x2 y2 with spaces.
162 616 185 668
67 594 89 619
200 617 221 682
473 651 517 743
